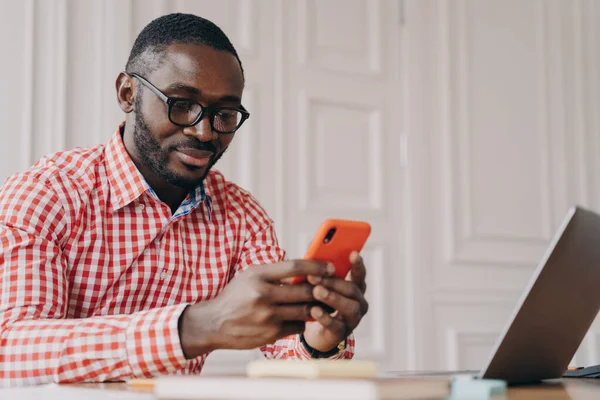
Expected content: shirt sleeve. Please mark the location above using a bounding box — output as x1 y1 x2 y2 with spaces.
0 171 188 387
232 190 355 361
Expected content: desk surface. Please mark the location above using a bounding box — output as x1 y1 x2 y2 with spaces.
75 378 600 400
3 378 600 399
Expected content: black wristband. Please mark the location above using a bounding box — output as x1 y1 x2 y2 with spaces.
299 334 345 358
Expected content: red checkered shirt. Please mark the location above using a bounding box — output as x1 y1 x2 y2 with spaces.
0 127 354 387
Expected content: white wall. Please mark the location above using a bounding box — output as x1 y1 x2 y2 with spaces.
0 0 598 374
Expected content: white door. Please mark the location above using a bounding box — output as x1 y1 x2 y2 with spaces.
405 0 600 371
205 0 407 374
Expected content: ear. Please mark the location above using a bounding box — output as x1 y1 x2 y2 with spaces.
116 72 135 113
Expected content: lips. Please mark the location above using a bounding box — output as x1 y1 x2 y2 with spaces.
174 147 214 168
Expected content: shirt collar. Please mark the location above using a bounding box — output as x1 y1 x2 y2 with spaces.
105 124 213 216
105 125 150 212
144 176 213 219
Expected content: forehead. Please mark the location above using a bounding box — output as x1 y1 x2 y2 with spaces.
148 42 244 99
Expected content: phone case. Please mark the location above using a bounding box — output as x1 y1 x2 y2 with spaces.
290 219 371 284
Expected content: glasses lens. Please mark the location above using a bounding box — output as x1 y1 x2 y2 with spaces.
170 100 202 125
213 109 243 133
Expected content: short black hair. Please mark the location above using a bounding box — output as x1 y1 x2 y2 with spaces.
125 13 244 78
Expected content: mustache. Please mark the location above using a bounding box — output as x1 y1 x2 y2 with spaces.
171 140 217 154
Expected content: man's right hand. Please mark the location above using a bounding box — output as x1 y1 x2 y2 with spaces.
178 260 335 359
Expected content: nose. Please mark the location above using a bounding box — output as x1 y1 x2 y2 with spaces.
182 117 217 142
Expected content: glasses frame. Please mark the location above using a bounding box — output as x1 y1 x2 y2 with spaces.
130 72 250 134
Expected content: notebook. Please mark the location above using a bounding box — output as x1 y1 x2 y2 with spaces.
152 360 450 400
246 359 378 379
153 375 451 400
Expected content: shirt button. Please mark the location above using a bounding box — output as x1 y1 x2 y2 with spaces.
160 271 167 280
136 203 145 211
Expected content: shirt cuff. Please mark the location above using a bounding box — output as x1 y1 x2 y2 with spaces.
294 333 355 360
125 304 189 377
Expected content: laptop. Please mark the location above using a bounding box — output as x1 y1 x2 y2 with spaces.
477 205 600 384
389 205 600 385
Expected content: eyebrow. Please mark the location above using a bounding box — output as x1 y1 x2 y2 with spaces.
218 95 242 103
164 82 242 104
164 82 201 96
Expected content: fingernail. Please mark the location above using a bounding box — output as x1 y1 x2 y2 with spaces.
326 263 336 276
350 251 359 262
307 275 322 285
312 307 323 318
315 286 329 299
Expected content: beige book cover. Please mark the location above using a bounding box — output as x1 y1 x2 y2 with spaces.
153 360 451 400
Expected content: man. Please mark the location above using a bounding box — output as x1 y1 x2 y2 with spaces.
0 13 368 386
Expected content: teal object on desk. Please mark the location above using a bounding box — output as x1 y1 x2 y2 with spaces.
447 378 507 399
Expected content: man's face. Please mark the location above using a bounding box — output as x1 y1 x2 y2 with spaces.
130 43 244 190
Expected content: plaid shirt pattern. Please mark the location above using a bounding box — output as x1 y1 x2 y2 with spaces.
0 127 354 387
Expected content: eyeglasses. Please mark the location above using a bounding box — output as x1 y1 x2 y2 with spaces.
130 73 250 134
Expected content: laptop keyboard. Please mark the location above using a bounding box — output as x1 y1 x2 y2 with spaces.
563 365 600 378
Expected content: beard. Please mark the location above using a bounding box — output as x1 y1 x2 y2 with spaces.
132 101 225 190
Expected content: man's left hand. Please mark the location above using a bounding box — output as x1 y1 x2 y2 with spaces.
302 251 369 353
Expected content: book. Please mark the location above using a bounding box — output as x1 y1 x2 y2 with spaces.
153 375 451 400
246 359 378 379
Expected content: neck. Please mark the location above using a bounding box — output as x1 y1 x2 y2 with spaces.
122 122 188 213
150 181 188 214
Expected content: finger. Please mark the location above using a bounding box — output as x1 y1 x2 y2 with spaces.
349 252 367 293
317 278 368 316
312 285 364 328
280 272 330 285
317 302 336 314
273 304 312 321
259 260 333 282
278 321 306 338
319 278 362 301
310 306 347 337
267 283 315 304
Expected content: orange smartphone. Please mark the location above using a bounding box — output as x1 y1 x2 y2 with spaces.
290 219 371 284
